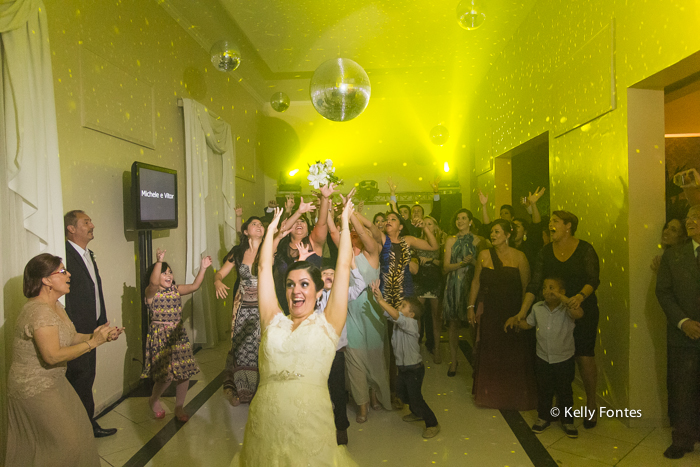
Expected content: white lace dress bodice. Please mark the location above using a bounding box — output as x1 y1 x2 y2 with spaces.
231 312 357 467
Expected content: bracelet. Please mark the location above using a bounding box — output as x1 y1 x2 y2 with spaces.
84 340 92 351
467 305 475 309
390 195 397 202
578 292 586 299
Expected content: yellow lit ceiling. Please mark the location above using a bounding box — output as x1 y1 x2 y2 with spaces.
163 0 539 100
160 0 540 186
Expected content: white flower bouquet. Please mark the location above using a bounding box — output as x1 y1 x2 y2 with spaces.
307 159 343 189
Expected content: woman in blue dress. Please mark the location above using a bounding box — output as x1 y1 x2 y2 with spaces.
442 209 483 377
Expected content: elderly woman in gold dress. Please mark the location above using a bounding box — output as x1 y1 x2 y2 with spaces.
5 253 123 467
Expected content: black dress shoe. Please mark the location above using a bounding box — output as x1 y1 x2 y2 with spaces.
336 429 348 445
93 427 118 438
583 418 597 429
663 444 692 459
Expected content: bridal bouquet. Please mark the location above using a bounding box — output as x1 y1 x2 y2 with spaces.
307 159 343 189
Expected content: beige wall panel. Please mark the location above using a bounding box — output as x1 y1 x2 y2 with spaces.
80 47 156 148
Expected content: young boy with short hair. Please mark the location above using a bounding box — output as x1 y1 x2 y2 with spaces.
510 276 583 438
370 281 440 438
316 258 367 445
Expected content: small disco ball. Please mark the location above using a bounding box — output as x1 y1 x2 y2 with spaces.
210 40 241 72
309 58 371 122
270 92 290 112
430 125 450 146
456 0 486 30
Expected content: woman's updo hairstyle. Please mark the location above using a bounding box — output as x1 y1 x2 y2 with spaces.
23 253 62 298
386 211 408 235
285 261 324 292
491 219 514 238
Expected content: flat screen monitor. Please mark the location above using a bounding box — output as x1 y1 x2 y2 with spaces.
131 162 178 230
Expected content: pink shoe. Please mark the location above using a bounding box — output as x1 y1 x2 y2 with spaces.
150 397 166 419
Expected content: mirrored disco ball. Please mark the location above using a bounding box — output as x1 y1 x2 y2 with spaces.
270 92 290 112
210 40 241 72
309 58 371 122
456 0 486 30
430 125 450 145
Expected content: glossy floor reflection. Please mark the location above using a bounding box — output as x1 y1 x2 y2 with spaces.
95 337 700 466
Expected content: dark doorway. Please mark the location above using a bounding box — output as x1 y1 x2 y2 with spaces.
511 141 550 220
664 74 700 221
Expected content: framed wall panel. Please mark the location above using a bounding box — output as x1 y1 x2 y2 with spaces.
80 47 156 148
554 21 616 137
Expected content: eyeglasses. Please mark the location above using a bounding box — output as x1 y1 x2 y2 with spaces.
49 269 68 276
685 216 700 224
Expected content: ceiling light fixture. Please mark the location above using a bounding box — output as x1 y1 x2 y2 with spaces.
665 133 700 138
309 58 371 122
271 92 290 112
430 125 450 145
210 40 241 72
456 0 486 30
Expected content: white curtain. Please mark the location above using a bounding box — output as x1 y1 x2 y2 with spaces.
1 0 64 459
182 98 235 346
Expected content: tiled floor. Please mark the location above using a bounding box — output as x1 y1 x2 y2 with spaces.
95 338 700 466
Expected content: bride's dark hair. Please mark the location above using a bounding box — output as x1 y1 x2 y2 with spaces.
285 261 324 292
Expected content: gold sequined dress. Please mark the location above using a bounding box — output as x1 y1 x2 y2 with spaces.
5 300 100 467
141 285 200 382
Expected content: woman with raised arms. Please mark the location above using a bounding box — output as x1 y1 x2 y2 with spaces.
230 199 357 466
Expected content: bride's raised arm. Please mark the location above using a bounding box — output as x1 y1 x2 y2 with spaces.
324 200 354 335
258 207 284 328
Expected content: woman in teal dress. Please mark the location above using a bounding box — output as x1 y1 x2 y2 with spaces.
442 209 483 376
342 210 391 422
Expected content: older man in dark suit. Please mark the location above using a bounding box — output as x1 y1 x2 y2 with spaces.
656 204 700 459
64 210 117 438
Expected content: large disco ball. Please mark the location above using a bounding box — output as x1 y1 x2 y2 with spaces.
456 0 486 30
430 125 450 145
270 92 290 112
309 58 371 122
210 40 241 72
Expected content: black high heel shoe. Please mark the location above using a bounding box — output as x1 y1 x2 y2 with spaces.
583 405 598 428
447 362 458 377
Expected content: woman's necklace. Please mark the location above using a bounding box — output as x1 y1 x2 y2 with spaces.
555 238 574 257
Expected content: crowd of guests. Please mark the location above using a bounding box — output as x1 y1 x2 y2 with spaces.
6 171 700 464
214 178 607 445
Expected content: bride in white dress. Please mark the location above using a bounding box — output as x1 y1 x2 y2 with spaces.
231 200 357 467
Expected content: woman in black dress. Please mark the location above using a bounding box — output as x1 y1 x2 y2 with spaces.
413 216 446 363
467 220 536 410
507 210 601 428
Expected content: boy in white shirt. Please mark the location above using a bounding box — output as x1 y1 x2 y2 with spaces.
508 276 583 438
370 281 440 438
